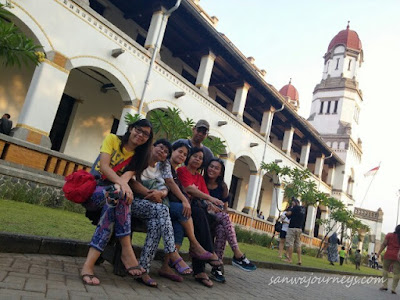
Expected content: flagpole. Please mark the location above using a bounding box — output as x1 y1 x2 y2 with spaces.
359 162 381 207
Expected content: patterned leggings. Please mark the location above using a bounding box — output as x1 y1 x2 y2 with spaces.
84 185 131 252
214 212 239 260
131 199 176 272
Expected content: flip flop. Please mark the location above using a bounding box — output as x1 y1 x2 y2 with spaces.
158 270 183 282
195 276 213 288
136 275 158 288
81 274 100 286
169 257 193 275
207 258 223 267
125 265 144 279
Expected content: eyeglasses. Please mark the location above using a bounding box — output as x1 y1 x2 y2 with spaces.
134 127 151 138
156 144 170 155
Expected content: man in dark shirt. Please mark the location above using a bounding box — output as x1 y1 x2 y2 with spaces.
283 198 305 265
173 119 214 167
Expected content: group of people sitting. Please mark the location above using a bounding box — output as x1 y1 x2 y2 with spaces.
80 119 256 288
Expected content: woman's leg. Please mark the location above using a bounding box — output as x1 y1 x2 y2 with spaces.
392 261 400 292
81 247 101 285
382 259 391 289
278 238 285 258
191 205 215 275
214 223 227 260
215 212 242 258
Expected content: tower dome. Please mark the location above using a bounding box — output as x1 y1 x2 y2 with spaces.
279 79 299 111
327 23 362 53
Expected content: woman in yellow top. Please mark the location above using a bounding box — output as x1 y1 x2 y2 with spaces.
81 119 153 285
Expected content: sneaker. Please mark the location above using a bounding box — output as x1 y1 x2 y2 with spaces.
232 254 256 272
210 266 226 283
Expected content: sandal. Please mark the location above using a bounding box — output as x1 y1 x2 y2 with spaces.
158 270 183 282
81 274 100 286
136 273 158 288
207 258 223 268
125 265 144 278
169 257 193 275
195 276 213 288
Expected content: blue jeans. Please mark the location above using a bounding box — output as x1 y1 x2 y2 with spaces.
169 202 188 246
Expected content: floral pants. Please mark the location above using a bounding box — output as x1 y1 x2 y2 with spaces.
213 211 239 260
85 186 131 252
131 199 176 272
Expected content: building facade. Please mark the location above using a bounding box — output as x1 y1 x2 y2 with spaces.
0 0 380 247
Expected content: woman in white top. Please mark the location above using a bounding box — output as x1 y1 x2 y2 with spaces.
278 208 291 258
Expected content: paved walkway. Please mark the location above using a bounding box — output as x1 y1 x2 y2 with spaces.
0 253 394 299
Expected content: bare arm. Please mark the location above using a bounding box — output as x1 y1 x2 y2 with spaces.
377 238 388 258
184 185 223 206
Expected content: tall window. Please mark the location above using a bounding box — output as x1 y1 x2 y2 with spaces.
326 101 331 114
335 58 340 70
348 59 352 71
319 101 324 114
333 100 339 114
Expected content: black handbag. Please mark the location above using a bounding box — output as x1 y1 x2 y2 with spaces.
274 221 283 233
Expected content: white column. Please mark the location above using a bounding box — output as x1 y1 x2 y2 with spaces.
195 51 216 93
242 173 260 214
314 154 325 177
260 110 274 139
116 105 138 135
232 82 250 120
267 185 284 222
318 210 328 239
144 9 168 50
13 61 69 147
222 158 235 188
300 141 311 167
282 127 294 155
368 241 375 255
326 165 336 186
304 205 317 236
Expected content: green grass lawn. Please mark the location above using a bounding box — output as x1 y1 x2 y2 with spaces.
0 199 381 276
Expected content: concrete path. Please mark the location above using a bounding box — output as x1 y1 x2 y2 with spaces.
0 253 394 300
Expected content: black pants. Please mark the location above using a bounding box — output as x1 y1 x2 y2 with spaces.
191 203 214 275
340 257 344 265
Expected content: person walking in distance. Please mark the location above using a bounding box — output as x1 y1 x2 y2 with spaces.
282 198 305 265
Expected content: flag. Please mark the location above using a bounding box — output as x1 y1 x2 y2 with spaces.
364 166 380 177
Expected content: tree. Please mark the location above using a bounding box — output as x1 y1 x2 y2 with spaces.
125 107 227 156
0 3 43 67
261 161 361 257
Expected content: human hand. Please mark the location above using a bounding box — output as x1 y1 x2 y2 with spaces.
118 182 133 204
144 190 164 203
182 199 191 218
211 197 224 207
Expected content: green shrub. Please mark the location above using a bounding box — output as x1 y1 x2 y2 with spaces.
302 246 319 257
0 178 85 214
234 226 273 247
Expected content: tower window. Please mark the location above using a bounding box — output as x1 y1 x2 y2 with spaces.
326 61 330 73
333 101 339 114
348 59 352 71
326 101 331 114
335 58 340 70
319 101 324 114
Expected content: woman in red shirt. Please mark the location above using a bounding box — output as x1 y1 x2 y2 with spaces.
377 225 400 294
177 147 223 287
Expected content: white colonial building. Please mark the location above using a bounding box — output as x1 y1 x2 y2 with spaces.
0 0 382 249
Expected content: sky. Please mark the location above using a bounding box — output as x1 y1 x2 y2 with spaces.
200 0 400 235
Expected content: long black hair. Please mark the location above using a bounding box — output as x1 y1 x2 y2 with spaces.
184 147 204 170
119 119 153 178
204 158 225 185
395 225 400 244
